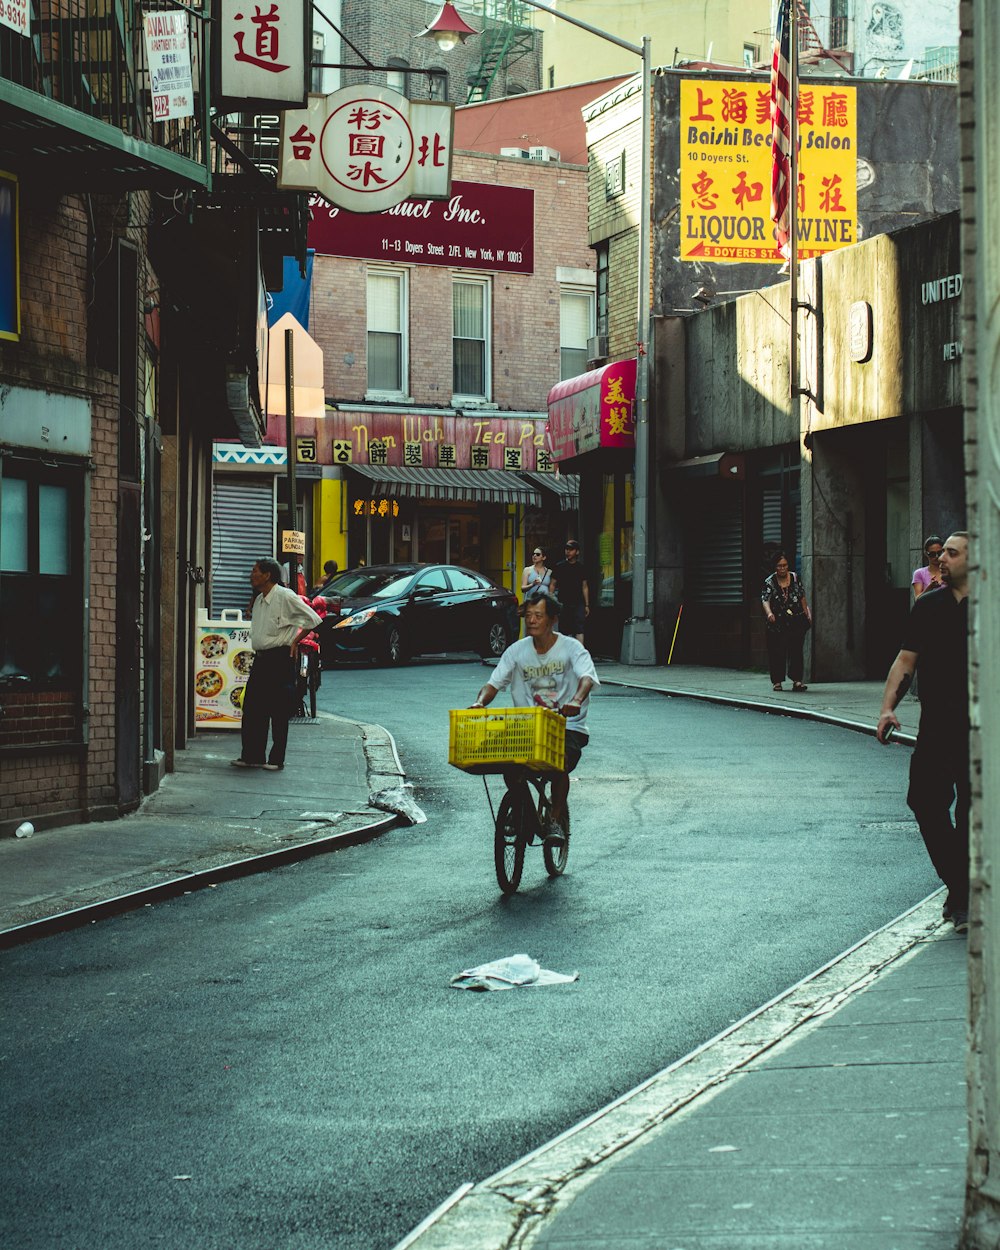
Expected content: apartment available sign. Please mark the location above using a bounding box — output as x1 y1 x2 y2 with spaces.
307 180 534 274
143 10 194 120
679 79 857 263
0 0 28 36
279 87 454 213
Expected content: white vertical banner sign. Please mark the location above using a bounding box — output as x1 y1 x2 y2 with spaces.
217 0 308 109
277 87 454 212
143 10 195 120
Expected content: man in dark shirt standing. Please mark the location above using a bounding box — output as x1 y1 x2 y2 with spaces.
553 539 590 643
877 531 970 931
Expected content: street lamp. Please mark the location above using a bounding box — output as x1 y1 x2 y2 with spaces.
418 0 655 664
416 2 479 52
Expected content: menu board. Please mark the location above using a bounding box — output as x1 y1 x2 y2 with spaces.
194 609 254 729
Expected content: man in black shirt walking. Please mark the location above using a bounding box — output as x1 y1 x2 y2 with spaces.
553 539 590 643
877 532 971 931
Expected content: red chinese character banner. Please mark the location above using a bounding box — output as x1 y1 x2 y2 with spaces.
279 87 454 213
306 179 533 274
545 359 636 461
680 79 857 263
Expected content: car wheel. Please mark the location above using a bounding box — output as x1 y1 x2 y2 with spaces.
383 623 408 666
480 618 510 659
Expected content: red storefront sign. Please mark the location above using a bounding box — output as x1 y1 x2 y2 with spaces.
267 409 553 472
546 358 636 461
307 181 534 274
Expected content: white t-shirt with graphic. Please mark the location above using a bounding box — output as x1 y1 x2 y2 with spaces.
488 635 599 736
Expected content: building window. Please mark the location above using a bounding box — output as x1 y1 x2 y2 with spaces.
386 57 409 97
743 42 760 69
428 68 448 100
596 245 609 336
548 65 555 88
560 288 594 380
452 278 490 399
0 459 83 691
367 268 407 397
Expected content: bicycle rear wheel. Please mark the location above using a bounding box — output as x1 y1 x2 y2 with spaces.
494 789 527 895
542 803 570 877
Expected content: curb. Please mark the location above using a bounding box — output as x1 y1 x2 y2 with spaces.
0 717 406 951
600 677 918 747
392 892 948 1250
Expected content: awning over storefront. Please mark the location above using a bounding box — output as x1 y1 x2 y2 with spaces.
546 358 636 461
669 452 745 479
347 464 542 505
521 472 580 511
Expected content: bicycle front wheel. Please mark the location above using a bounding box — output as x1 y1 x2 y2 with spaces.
494 789 527 895
542 804 570 877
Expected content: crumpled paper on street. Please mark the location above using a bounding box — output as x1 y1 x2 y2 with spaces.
450 952 579 991
370 783 427 825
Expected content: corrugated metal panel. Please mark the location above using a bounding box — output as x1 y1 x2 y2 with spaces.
211 477 275 613
762 488 783 544
689 496 743 604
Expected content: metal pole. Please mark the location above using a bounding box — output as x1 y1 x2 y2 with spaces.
622 36 656 664
284 328 297 579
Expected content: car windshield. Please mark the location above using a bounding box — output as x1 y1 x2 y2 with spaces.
325 570 416 599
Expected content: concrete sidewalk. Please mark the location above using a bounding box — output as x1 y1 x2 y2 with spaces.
0 710 407 945
396 665 968 1250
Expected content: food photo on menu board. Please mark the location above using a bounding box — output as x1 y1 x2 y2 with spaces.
193 614 254 728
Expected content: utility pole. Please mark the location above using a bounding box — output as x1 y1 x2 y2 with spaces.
959 0 1000 1244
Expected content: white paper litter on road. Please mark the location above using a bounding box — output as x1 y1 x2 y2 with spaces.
371 784 427 825
450 953 579 991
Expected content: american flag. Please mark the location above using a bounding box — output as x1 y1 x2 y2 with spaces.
770 0 793 259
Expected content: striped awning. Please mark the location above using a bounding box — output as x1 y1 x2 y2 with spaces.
521 472 580 511
347 464 542 505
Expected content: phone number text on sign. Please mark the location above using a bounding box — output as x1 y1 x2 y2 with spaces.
0 0 29 36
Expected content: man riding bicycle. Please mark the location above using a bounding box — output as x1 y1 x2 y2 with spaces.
472 592 598 834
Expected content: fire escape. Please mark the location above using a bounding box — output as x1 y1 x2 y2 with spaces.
465 0 535 103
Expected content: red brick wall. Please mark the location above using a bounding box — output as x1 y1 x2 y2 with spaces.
0 189 122 830
310 152 592 411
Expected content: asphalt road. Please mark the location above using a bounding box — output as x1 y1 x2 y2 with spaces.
0 658 936 1250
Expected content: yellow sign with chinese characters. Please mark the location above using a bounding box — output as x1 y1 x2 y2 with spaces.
679 79 857 264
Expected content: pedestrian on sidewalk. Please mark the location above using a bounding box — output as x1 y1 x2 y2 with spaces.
234 559 321 771
552 540 590 644
877 531 970 932
761 551 812 692
912 534 945 599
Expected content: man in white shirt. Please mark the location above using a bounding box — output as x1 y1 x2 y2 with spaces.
233 559 321 771
473 593 598 831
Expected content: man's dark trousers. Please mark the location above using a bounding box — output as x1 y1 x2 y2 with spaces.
907 732 970 908
240 647 295 767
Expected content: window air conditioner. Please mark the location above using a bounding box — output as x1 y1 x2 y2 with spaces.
587 334 608 362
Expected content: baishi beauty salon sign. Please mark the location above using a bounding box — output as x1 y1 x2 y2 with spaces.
308 181 534 275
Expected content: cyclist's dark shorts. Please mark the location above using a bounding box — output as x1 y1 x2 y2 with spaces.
565 729 588 773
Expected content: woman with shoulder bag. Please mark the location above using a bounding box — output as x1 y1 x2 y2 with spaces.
521 546 553 611
761 551 812 692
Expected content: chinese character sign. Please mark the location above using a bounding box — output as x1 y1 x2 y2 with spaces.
679 79 857 263
143 10 194 121
218 0 307 108
279 87 454 213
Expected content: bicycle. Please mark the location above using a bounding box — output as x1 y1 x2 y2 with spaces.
488 767 569 895
294 642 321 719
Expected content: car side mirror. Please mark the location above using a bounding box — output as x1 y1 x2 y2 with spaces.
411 585 437 598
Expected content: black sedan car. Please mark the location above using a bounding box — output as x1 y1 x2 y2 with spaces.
317 563 518 666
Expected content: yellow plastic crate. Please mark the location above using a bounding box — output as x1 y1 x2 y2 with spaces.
448 706 565 774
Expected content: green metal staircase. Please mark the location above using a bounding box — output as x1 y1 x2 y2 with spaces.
465 0 535 103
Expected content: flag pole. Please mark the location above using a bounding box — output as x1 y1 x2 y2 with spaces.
788 0 799 401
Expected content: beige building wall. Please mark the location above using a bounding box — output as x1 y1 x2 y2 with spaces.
532 0 774 83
